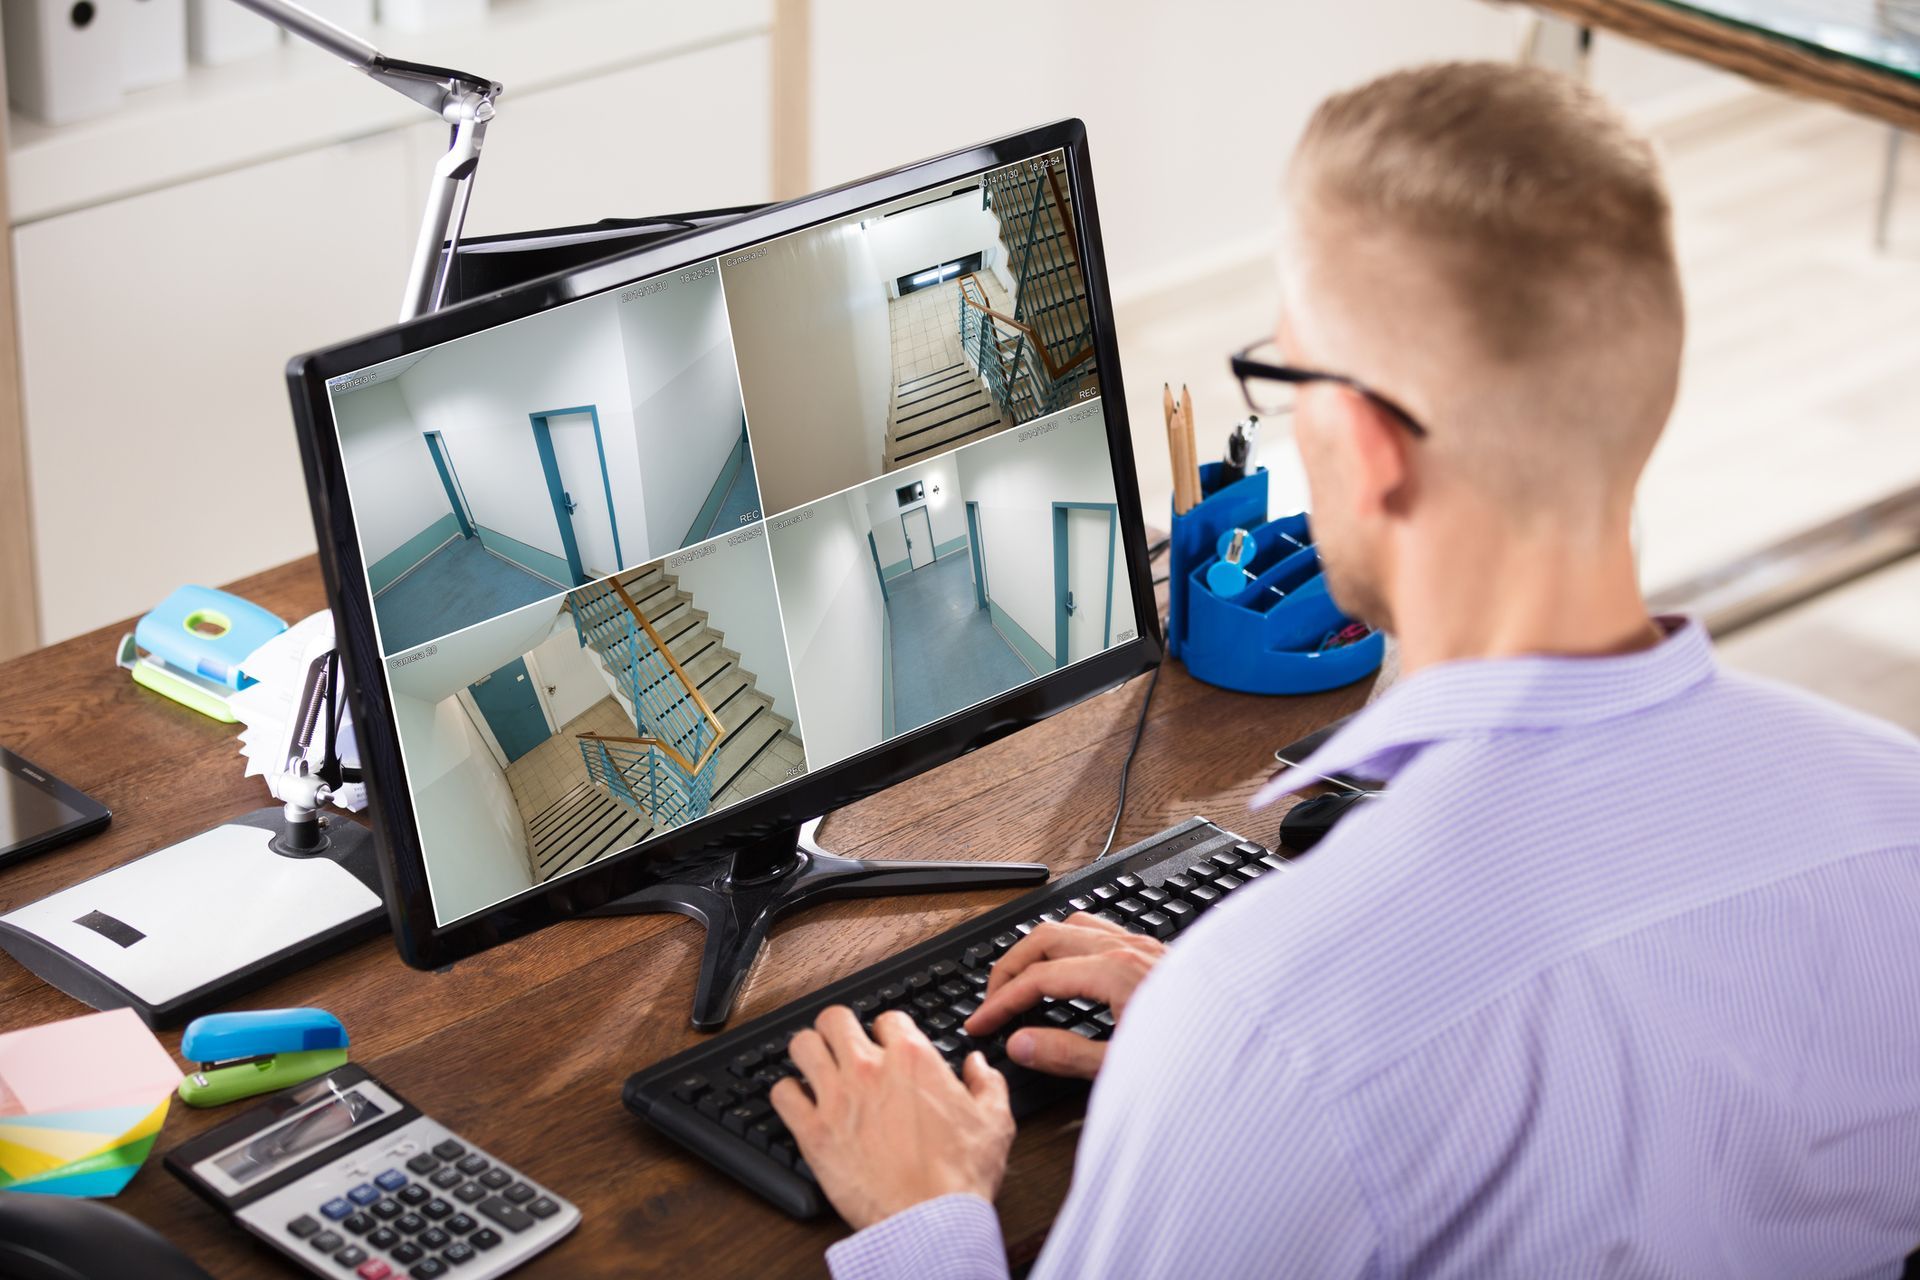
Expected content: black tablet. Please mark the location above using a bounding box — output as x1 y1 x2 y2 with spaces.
0 745 111 866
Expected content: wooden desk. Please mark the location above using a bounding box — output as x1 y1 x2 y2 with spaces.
0 556 1381 1277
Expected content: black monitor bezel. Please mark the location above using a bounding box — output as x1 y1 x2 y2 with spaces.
285 118 1163 970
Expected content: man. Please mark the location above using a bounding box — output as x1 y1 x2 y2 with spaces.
771 62 1920 1277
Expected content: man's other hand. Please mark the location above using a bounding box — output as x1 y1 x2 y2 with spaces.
965 913 1165 1080
770 1007 1014 1231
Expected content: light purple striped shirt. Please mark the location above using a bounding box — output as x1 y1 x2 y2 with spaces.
827 619 1920 1279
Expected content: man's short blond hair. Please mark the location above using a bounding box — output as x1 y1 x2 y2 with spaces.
1286 62 1684 501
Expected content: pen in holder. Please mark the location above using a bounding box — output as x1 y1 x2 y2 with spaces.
1168 462 1384 695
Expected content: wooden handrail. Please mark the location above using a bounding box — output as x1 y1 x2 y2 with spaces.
957 273 1092 383
576 729 721 785
575 574 728 777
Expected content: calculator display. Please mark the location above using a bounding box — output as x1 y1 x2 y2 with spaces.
213 1088 384 1186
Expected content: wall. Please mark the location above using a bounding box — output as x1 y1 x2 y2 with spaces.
393 691 533 925
668 528 799 726
865 452 966 570
387 595 566 704
768 491 884 767
527 616 613 730
723 220 892 515
956 411 1125 665
332 378 451 574
617 271 749 551
867 193 1002 293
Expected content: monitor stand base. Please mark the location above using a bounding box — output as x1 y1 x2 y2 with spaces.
584 816 1048 1031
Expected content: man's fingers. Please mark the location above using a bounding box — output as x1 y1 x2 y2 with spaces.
870 1008 932 1051
962 1051 1010 1112
968 953 1147 1035
769 1076 819 1138
1060 910 1132 936
987 918 1142 998
814 1004 876 1065
1007 1027 1107 1080
786 1028 838 1104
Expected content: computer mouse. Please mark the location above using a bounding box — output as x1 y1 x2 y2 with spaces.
1278 789 1379 855
0 1191 212 1280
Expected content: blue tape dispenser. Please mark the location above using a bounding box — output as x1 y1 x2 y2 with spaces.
115 586 287 723
1167 463 1385 695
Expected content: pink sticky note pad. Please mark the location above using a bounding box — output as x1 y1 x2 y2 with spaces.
0 1009 182 1118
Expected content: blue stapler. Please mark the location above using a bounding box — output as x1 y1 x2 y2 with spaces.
177 1009 349 1107
116 586 287 723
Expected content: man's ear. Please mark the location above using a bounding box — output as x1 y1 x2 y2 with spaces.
1329 384 1413 519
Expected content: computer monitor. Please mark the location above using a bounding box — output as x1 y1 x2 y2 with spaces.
287 120 1160 1027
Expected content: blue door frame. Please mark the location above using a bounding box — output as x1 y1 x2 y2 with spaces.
1051 502 1118 668
965 501 987 610
867 531 890 604
529 405 622 587
467 656 551 763
423 432 475 539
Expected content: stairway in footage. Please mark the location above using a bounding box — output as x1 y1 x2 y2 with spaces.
526 562 806 883
882 282 1009 471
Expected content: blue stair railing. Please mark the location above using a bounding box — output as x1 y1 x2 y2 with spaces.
565 574 724 827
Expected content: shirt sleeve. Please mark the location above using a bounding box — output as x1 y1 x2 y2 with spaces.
826 1193 1011 1280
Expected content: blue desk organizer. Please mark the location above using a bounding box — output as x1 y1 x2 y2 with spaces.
1167 462 1384 695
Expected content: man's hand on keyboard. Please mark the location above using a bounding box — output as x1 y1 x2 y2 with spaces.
965 913 1165 1079
770 1006 1014 1231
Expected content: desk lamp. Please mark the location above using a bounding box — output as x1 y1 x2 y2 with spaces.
0 1 507 1025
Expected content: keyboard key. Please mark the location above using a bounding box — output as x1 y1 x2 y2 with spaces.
418 1227 450 1250
1043 1006 1076 1025
454 1154 489 1176
1139 910 1175 939
1037 911 1063 925
1212 874 1244 892
429 1168 463 1189
1092 1009 1116 1028
1090 911 1122 927
1258 854 1288 873
961 944 994 969
356 1262 392 1280
923 1011 956 1031
1115 874 1144 890
1069 1022 1103 1039
395 1213 425 1235
408 1260 448 1279
937 979 969 998
912 992 943 1012
696 1088 736 1119
1188 884 1221 907
391 1242 423 1265
1208 851 1245 870
991 932 1018 951
336 1245 368 1267
405 1153 439 1175
453 1182 487 1205
469 1229 502 1252
312 1230 345 1252
671 1074 707 1102
1067 997 1100 1012
1164 900 1196 928
343 1212 374 1235
729 1047 763 1076
1138 886 1169 905
431 1140 465 1161
527 1197 560 1220
1236 862 1267 881
347 1183 380 1206
877 981 907 1003
503 1182 537 1204
397 1185 431 1206
1013 921 1037 937
368 1227 401 1250
1114 897 1146 918
1091 884 1120 903
930 959 957 977
445 1213 476 1235
1066 895 1093 911
422 1198 452 1220
1165 874 1196 892
851 993 881 1015
321 1199 354 1221
478 1168 512 1189
476 1196 535 1233
442 1242 475 1266
288 1215 321 1239
904 969 932 990
375 1169 409 1192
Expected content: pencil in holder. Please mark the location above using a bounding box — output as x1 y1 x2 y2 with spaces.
1167 462 1384 695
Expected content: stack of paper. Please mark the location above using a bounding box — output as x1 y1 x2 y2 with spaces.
231 610 367 812
0 1009 183 1196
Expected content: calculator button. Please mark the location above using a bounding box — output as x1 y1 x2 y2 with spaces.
343 1212 374 1235
311 1230 345 1252
405 1153 439 1174
430 1168 463 1189
417 1228 450 1250
431 1140 465 1161
375 1168 409 1191
397 1184 431 1206
335 1245 368 1267
442 1242 475 1266
390 1242 423 1265
367 1227 400 1250
408 1261 448 1279
370 1199 403 1220
453 1182 487 1204
347 1184 380 1206
526 1196 560 1219
475 1197 535 1233
477 1168 511 1190
395 1212 425 1235
501 1182 535 1204
454 1154 489 1176
468 1229 501 1252
421 1198 452 1220
444 1214 475 1235
356 1263 392 1280
321 1199 354 1221
288 1215 321 1238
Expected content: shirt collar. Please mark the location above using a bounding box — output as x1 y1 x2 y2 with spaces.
1252 616 1716 807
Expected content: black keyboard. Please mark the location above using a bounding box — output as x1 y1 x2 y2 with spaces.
623 817 1287 1218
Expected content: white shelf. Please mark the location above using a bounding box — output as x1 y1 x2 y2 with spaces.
7 0 771 225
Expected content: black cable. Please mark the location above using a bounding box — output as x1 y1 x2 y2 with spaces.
1147 536 1169 561
1096 653 1165 860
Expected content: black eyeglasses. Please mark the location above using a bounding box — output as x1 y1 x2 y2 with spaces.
1230 341 1429 438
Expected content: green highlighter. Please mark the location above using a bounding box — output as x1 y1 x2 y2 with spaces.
177 1009 349 1108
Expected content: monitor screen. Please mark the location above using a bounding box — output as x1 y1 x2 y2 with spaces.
313 136 1147 931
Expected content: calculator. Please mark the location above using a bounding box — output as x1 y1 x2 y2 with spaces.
167 1062 579 1279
